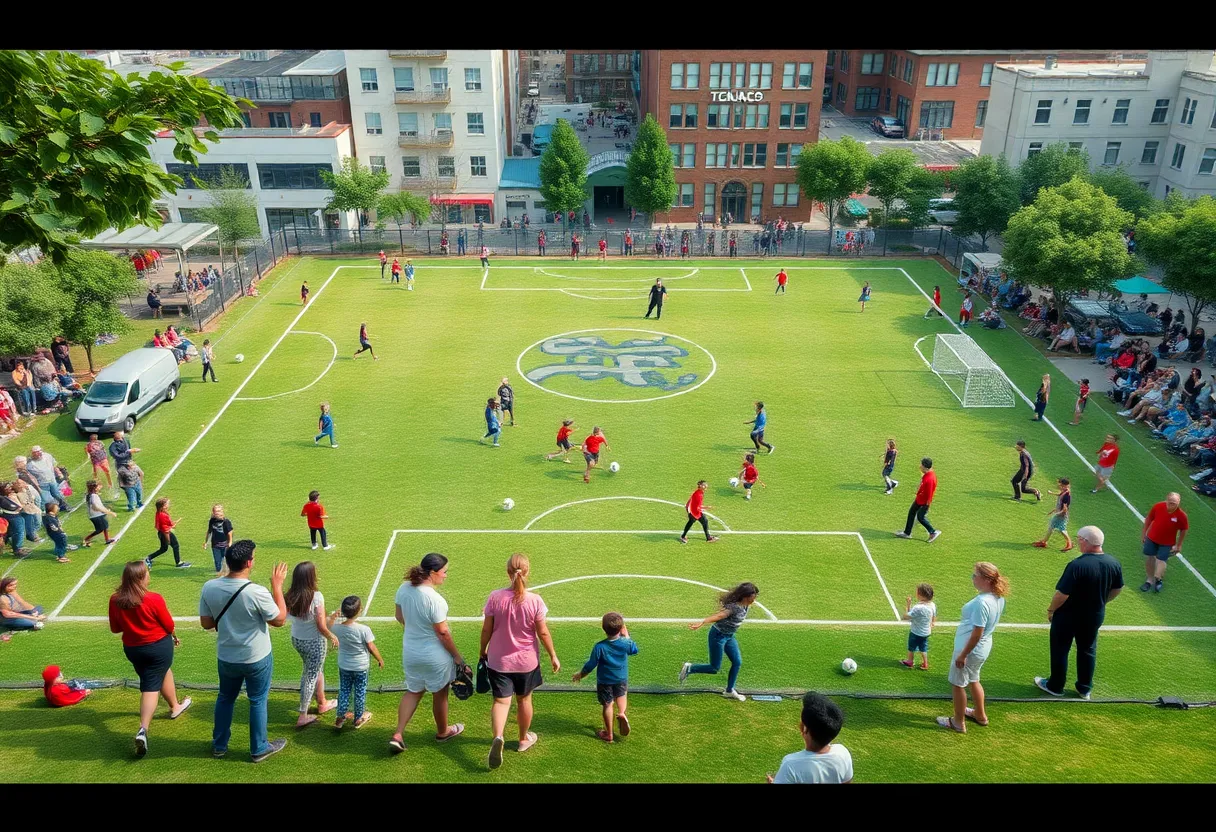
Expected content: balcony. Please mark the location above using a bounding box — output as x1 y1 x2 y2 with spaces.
400 174 457 192
394 86 452 105
397 129 455 148
389 50 447 59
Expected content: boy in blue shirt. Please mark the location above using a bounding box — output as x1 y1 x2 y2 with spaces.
746 401 774 454
404 259 415 291
572 612 639 743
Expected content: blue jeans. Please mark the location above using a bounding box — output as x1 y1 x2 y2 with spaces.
22 514 41 542
689 626 742 691
38 480 69 513
315 427 336 446
2 604 43 629
211 546 228 572
1094 341 1116 361
49 531 67 558
16 387 36 413
122 484 143 511
4 519 23 551
214 653 274 757
484 426 500 445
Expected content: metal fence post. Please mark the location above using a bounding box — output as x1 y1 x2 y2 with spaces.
268 231 278 267
398 226 404 255
515 228 520 256
938 226 945 254
329 231 335 255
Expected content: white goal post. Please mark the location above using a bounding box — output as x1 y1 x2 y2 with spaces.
929 334 1015 408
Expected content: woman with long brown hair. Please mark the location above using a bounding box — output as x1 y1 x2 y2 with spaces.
937 562 1009 734
479 553 560 769
108 560 191 756
285 561 339 728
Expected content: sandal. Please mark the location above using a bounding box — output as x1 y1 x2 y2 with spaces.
936 716 966 733
964 707 989 727
517 731 538 753
316 699 338 715
616 713 630 737
353 712 373 729
296 714 319 729
388 736 406 754
596 729 614 743
436 723 465 743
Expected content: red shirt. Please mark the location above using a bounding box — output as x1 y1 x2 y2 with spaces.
599 240 607 251
154 511 173 533
302 501 326 529
557 425 574 442
777 271 788 284
1145 502 1189 546
933 289 941 306
743 463 758 483
915 470 938 505
1097 443 1120 469
152 334 165 348
583 434 606 454
44 680 88 708
686 489 705 519
108 591 175 647
392 260 401 274
379 252 387 264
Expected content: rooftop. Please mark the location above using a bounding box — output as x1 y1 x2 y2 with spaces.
105 57 235 77
155 123 351 140
907 49 1139 57
281 50 347 76
997 61 1148 79
199 51 320 79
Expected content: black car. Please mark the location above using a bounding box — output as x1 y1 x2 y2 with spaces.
871 116 905 138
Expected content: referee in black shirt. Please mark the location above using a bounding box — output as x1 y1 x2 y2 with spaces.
644 278 668 319
1035 525 1123 700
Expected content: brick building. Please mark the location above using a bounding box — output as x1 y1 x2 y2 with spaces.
826 50 1143 141
200 50 352 130
638 50 826 223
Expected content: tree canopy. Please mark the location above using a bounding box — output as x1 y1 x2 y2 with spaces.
320 156 389 240
194 165 261 257
378 191 433 226
54 249 141 371
1136 193 1216 323
1087 166 1160 221
1017 142 1090 205
951 154 1021 248
866 149 920 224
623 114 677 221
0 261 69 354
796 136 871 250
539 119 591 220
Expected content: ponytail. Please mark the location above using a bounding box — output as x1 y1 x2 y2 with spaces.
507 552 530 603
975 562 1010 598
407 552 449 586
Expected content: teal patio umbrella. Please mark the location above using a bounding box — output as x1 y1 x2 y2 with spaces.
1113 275 1169 295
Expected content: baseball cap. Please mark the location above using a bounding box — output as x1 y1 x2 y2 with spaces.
1076 526 1105 547
30 445 42 453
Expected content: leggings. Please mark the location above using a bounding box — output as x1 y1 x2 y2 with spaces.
688 626 742 691
148 531 181 565
645 299 663 318
309 527 329 547
338 668 368 720
682 512 711 540
292 637 328 713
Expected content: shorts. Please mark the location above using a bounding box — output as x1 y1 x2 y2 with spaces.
948 651 987 687
584 451 600 464
124 635 174 693
743 481 755 490
596 682 628 705
404 658 457 694
90 515 109 533
360 339 371 349
1076 398 1089 412
750 429 765 442
882 464 895 478
1096 465 1115 479
907 632 930 653
488 666 544 699
92 458 111 473
1143 539 1174 561
500 400 513 411
556 439 571 450
1049 514 1069 533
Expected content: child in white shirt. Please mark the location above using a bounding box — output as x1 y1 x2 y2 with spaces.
768 692 853 784
900 583 937 670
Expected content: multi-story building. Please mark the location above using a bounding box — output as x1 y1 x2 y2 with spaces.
343 49 518 224
200 50 352 130
827 50 1140 141
981 50 1216 199
638 50 825 223
565 51 638 104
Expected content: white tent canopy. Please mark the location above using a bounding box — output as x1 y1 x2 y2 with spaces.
77 222 217 253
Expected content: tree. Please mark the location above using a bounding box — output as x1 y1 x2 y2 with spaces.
623 114 677 224
1136 194 1216 323
1002 176 1136 309
539 119 591 229
1018 142 1090 205
865 149 920 253
796 136 871 251
0 261 69 355
898 168 948 229
0 50 247 263
319 156 390 243
52 250 141 372
194 166 261 259
951 154 1021 249
378 191 432 226
1087 166 1160 221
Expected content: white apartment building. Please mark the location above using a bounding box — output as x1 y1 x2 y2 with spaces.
149 124 356 237
343 49 519 224
981 50 1216 199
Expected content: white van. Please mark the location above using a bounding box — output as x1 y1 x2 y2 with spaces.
74 348 181 436
927 198 959 225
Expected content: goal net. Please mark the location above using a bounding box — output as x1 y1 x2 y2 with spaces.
929 334 1015 408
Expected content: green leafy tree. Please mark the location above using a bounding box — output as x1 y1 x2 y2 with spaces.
0 261 69 354
897 168 947 229
623 115 677 223
1018 142 1090 205
951 154 1021 248
866 149 920 252
539 119 592 226
52 249 141 372
320 156 390 243
1002 176 1136 309
1087 166 1160 221
378 191 433 226
796 136 871 251
0 50 247 263
1136 193 1216 323
194 166 261 259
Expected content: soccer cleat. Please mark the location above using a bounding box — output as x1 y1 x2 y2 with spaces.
723 689 746 701
768 445 775 454
134 729 148 757
1034 676 1063 697
928 531 942 543
679 662 691 683
894 532 912 539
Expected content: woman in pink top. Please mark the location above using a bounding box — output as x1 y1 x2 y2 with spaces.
479 553 559 770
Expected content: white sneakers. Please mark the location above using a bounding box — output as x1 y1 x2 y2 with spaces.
723 689 746 701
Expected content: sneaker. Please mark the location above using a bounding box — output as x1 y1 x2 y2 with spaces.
1034 676 1063 697
927 530 942 543
134 729 148 757
314 437 319 445
212 748 227 759
66 544 79 551
884 488 892 495
32 621 45 630
900 659 915 668
1139 581 1153 592
488 736 504 770
176 561 192 569
1127 419 1137 424
1117 410 1132 416
744 492 751 500
323 544 335 551
310 544 318 551
331 444 339 449
722 689 746 701
706 536 719 543
144 558 153 569
251 739 287 763
894 531 912 539
891 480 899 490
677 537 687 545
1078 690 1092 701
678 662 691 683
1154 580 1164 593
767 445 775 454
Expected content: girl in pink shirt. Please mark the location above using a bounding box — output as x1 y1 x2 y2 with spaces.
479 553 559 769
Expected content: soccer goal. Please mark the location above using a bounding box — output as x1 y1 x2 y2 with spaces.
929 334 1015 408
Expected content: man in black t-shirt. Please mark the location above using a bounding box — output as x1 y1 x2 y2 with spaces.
1035 525 1123 699
644 279 668 320
497 377 515 427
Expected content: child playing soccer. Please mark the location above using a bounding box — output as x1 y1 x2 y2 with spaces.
882 438 899 494
480 245 490 268
747 401 774 453
42 665 91 708
404 259 415 291
581 425 609 483
1068 378 1091 426
766 692 853 784
679 480 718 544
301 281 310 305
42 502 76 563
774 268 788 294
900 584 936 670
353 323 376 361
315 402 338 447
572 612 638 743
301 490 334 551
598 237 608 261
84 433 113 491
390 258 401 284
482 397 502 447
924 285 943 318
546 419 576 463
82 480 119 548
736 453 766 501
146 497 190 569
379 249 387 279
1034 478 1073 551
329 595 383 730
1012 440 1042 501
858 281 872 311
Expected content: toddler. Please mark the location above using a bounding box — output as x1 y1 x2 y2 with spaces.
330 595 382 729
572 612 639 743
900 583 936 670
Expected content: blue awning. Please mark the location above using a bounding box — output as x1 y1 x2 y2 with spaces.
1113 275 1170 295
499 157 542 190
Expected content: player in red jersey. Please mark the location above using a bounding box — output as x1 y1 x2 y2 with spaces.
735 453 766 501
545 419 576 463
895 458 941 542
1092 434 1120 493
679 480 718 544
598 237 608 262
581 426 609 483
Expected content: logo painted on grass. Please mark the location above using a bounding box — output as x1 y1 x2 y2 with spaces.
516 328 716 403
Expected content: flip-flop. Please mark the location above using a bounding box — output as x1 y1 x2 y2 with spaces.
316 699 338 715
169 697 193 719
488 736 504 769
388 736 406 754
936 716 966 733
517 731 538 753
296 714 319 729
353 712 373 729
964 708 989 727
436 723 465 743
616 713 630 737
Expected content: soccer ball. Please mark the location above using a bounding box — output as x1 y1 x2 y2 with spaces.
609 461 620 473
234 354 245 363
841 658 858 675
502 498 515 511
729 477 740 488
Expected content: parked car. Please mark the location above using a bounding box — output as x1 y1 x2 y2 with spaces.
871 116 905 138
927 198 959 225
74 348 180 436
527 84 540 97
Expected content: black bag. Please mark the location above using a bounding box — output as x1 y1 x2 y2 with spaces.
452 664 474 701
475 658 491 695
210 581 252 629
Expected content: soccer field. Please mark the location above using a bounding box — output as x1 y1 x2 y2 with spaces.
4 255 1215 782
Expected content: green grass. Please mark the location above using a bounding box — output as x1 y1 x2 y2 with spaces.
4 255 1214 782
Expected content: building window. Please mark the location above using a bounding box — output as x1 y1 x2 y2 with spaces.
1151 98 1169 124
706 143 727 167
827 51 836 67
265 208 326 232
165 163 251 189
398 112 419 136
1181 97 1197 125
745 62 772 89
902 58 914 83
1141 141 1159 165
309 112 322 128
369 156 386 174
855 87 880 111
394 67 415 92
1199 147 1216 175
1211 107 1216 129
1073 99 1092 125
465 68 482 91
975 101 988 127
782 63 795 89
402 157 421 177
742 142 767 168
840 51 850 72
365 112 382 135
745 103 769 128
1034 99 1052 125
707 104 730 129
860 53 884 75
980 63 993 87
437 156 455 177
732 104 744 128
751 182 763 219
836 82 846 106
772 182 799 207
797 62 813 89
684 104 698 128
669 143 695 168
268 111 291 128
925 63 959 87
703 182 716 218
1111 98 1130 125
709 62 724 90
896 95 911 126
678 183 694 207
257 163 334 190
890 55 898 77
434 112 453 132
671 63 684 89
359 68 378 92
474 204 490 223
670 104 681 128
430 68 449 90
1027 142 1043 157
686 62 700 89
1170 142 1186 170
776 143 790 166
470 156 487 177
1068 142 1084 151
919 101 954 129
467 112 485 135
728 143 740 167
1104 142 1121 166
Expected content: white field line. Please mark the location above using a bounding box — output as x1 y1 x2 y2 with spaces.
212 256 307 348
739 268 752 291
528 574 778 621
233 331 337 402
854 533 901 620
365 529 400 614
522 496 731 532
480 269 488 290
898 266 1216 600
558 290 648 300
534 267 699 282
49 265 347 618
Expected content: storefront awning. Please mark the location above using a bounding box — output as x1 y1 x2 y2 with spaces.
429 194 494 205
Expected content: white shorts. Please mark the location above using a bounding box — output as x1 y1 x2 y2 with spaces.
404 658 456 694
948 651 988 687
1096 465 1115 479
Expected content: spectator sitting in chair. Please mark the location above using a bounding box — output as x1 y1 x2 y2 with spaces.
1184 327 1206 363
53 373 85 399
38 377 73 410
164 325 193 355
1164 333 1191 361
152 330 185 364
1093 327 1127 363
1168 415 1213 452
979 306 1004 329
1049 323 1080 353
1117 381 1163 419
146 287 162 317
1151 402 1193 440
30 350 57 387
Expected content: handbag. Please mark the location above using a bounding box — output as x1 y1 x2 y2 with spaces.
475 658 491 695
452 663 474 701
